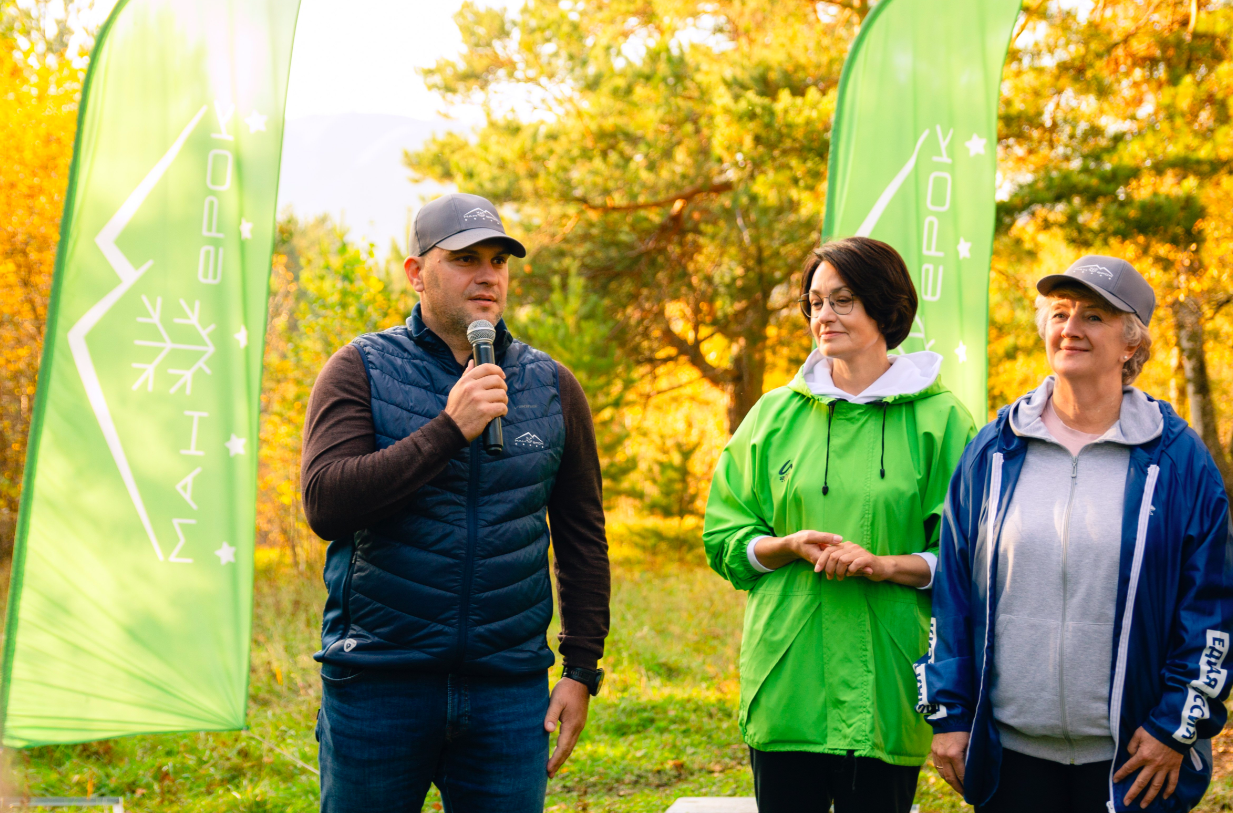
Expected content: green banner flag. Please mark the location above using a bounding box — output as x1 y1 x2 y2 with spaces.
2 0 300 747
823 0 1022 420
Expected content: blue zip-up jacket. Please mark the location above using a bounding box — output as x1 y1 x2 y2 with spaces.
916 391 1233 811
315 307 565 675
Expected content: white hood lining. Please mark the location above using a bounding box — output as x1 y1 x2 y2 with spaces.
801 350 943 403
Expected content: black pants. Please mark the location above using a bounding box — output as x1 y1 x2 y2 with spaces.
978 748 1112 813
749 747 921 813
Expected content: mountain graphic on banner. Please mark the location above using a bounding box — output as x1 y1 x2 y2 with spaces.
2 0 302 748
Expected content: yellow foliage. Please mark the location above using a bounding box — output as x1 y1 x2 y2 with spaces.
254 219 416 569
0 45 80 548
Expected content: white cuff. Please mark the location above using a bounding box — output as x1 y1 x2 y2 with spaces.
913 551 938 589
747 536 775 573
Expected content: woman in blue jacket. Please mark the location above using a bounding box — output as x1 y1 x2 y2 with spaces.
917 256 1233 812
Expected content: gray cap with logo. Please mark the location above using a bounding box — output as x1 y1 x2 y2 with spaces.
410 192 527 258
1036 255 1156 326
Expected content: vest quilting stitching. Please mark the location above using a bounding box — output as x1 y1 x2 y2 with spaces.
318 323 564 675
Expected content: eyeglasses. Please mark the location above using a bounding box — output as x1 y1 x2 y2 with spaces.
796 291 857 318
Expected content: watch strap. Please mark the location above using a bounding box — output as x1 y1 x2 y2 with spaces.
562 665 603 696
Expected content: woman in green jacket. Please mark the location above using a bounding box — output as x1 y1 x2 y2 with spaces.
703 237 976 813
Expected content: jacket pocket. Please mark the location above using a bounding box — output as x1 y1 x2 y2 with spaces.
340 546 360 635
867 593 929 664
1116 738 1212 812
738 591 820 730
867 596 933 758
1062 620 1115 737
1170 739 1213 812
320 662 367 686
990 614 1063 737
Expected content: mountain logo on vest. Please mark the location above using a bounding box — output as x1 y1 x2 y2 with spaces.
779 460 793 482
463 207 501 224
514 431 546 449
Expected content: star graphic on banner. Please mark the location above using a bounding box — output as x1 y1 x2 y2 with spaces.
215 541 237 565
965 134 987 156
245 110 267 133
955 341 969 363
957 238 973 259
234 325 248 349
225 434 247 456
240 218 254 239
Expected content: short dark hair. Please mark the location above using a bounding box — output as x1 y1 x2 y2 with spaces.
800 237 918 350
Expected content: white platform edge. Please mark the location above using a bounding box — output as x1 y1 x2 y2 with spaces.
664 800 921 813
664 800 757 813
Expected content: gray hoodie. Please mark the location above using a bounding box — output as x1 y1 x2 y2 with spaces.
991 377 1163 765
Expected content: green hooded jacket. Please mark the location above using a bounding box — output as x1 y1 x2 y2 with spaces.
703 353 976 765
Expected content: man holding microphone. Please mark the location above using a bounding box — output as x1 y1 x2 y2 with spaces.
300 193 610 812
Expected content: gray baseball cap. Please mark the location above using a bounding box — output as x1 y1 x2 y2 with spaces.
1036 255 1156 326
410 193 526 258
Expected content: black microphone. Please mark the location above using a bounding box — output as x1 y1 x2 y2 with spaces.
466 320 503 455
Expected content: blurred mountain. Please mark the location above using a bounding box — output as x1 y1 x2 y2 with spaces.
276 113 466 255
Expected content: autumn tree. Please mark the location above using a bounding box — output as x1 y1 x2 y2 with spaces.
1 0 100 66
504 270 642 503
0 37 81 554
996 0 1233 494
408 0 858 432
258 215 416 568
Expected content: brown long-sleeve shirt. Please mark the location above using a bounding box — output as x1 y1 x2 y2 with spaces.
301 344 610 670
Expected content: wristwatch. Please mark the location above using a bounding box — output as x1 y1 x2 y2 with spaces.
561 665 604 696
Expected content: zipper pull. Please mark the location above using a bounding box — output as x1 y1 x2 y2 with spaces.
1071 458 1078 479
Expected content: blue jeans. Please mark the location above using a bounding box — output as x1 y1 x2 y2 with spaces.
317 664 550 813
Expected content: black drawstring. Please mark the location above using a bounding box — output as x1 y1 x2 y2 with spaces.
822 401 837 495
823 401 886 492
880 403 888 479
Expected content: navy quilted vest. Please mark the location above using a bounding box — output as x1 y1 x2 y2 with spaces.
317 305 564 675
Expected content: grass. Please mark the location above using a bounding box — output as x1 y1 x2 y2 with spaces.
3 547 1233 811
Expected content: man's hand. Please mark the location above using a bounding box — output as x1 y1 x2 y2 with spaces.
544 677 591 778
1114 727 1183 808
932 731 969 795
444 360 508 441
753 530 844 570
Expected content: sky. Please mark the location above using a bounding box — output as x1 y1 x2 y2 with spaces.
71 0 516 251
275 0 521 249
283 0 517 120
79 0 510 119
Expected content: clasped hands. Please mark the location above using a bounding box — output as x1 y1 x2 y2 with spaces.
754 530 931 588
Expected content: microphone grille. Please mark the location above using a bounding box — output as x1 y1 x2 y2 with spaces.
466 320 496 345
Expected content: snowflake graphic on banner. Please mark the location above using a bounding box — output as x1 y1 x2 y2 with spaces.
131 296 216 394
